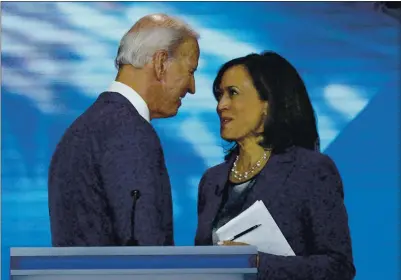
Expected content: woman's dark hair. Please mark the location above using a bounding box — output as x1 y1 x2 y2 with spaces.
212 51 320 160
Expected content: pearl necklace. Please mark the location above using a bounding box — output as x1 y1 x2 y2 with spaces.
231 150 270 181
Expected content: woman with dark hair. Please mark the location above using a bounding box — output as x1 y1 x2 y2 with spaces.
195 52 355 279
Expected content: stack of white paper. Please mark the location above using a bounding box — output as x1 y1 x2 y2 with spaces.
216 200 295 256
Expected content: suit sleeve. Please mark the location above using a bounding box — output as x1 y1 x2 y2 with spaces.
100 120 171 246
256 155 356 280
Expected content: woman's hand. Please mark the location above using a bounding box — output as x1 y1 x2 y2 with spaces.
218 240 249 246
218 240 259 267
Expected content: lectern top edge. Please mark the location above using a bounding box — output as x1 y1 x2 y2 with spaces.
10 246 258 256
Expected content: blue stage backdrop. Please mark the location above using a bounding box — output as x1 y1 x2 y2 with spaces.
1 2 399 280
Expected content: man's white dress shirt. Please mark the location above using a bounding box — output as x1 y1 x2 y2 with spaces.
108 81 150 122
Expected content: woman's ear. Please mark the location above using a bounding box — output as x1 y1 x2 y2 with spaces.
256 101 269 134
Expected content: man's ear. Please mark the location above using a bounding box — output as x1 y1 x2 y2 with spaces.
153 50 169 80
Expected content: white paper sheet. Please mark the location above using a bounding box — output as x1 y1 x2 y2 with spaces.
216 200 295 256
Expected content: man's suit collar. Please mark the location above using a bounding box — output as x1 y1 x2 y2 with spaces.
104 81 150 122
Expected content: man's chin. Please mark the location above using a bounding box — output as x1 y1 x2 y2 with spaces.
152 110 177 119
162 108 179 119
169 105 180 117
168 110 178 118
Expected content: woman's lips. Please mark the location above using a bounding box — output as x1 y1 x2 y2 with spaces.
220 117 233 127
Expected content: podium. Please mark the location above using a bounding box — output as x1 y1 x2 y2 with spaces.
10 246 258 280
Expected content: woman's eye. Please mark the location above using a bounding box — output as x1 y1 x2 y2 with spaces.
229 89 238 96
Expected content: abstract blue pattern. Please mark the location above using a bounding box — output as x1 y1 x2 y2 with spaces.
1 2 399 280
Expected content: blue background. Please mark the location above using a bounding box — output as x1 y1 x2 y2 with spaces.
1 2 399 279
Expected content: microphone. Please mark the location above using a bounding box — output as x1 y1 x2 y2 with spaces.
125 190 141 246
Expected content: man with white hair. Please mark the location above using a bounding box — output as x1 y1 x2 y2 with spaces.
48 14 200 246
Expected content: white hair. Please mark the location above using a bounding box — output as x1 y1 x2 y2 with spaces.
115 25 199 69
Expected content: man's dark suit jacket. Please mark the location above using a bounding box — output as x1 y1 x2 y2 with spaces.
195 146 356 280
48 91 174 246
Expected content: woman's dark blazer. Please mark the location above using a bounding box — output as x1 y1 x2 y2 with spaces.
195 146 356 280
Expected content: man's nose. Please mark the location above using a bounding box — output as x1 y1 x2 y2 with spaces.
188 76 195 94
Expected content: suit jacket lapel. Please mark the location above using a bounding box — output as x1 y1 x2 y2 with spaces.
242 146 297 211
209 147 298 215
204 156 235 227
199 147 297 244
214 155 236 195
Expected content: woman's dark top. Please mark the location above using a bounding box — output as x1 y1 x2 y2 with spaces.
211 176 258 244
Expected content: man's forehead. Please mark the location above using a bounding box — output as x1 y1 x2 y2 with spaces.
173 40 199 67
176 37 199 55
